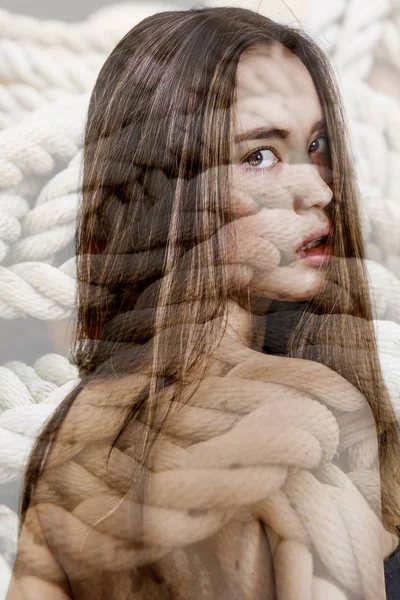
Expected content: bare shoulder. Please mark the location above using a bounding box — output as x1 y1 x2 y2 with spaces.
31 373 153 591
41 372 150 475
5 502 73 600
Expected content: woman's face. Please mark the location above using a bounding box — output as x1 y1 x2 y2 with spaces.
231 43 334 302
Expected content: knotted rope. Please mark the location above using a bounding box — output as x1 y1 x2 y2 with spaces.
26 326 398 599
1 1 400 597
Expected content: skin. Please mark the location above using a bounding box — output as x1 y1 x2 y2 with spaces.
226 42 335 348
5 43 387 600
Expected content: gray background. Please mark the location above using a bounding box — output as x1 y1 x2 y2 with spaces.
0 0 199 22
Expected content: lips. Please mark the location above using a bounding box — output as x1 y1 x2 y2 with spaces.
296 224 332 255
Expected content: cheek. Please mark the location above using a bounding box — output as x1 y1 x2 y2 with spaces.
230 165 294 216
230 167 306 261
256 208 305 262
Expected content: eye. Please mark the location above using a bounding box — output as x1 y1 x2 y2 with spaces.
242 146 279 172
241 135 331 174
309 135 330 156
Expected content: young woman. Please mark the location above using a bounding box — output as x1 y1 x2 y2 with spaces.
6 6 400 600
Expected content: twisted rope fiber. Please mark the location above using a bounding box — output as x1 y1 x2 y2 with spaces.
31 328 399 599
0 2 400 321
0 0 400 597
0 26 399 322
8 181 399 599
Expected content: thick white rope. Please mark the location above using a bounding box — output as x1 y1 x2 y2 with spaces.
0 94 87 189
30 336 397 598
0 3 183 123
0 3 179 51
0 1 399 592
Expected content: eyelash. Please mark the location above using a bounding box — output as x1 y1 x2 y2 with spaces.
242 134 330 174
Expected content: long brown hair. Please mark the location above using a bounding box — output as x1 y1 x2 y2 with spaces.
20 6 400 536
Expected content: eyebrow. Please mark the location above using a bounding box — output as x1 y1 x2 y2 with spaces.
234 117 327 144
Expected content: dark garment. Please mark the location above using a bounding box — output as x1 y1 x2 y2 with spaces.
262 300 307 356
385 542 400 599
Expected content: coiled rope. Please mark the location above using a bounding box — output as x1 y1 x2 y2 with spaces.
0 0 399 596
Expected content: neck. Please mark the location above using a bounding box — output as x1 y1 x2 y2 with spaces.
225 299 269 353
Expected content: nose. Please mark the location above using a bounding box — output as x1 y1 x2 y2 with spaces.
286 163 333 215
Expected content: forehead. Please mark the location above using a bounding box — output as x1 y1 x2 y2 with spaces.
234 43 323 133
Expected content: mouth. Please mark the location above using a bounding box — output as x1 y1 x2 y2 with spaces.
296 227 332 266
